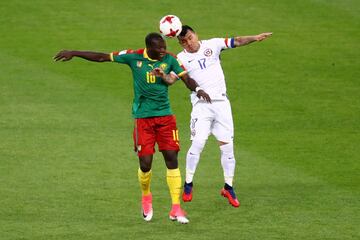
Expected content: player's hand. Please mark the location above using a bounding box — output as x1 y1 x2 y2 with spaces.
53 50 74 61
151 67 165 78
256 32 273 41
197 90 212 103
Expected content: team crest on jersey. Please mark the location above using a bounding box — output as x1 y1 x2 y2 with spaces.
137 61 143 68
160 63 168 71
204 48 213 57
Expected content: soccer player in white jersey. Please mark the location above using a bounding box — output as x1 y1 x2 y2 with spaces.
176 25 272 207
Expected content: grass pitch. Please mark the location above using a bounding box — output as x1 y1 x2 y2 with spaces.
0 0 359 239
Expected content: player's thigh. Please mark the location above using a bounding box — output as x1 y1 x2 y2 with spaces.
190 103 212 141
155 115 180 152
212 101 234 142
133 118 156 156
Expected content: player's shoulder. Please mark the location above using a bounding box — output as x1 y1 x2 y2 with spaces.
204 38 226 46
204 37 234 49
177 50 187 59
112 48 143 57
165 51 178 59
127 48 145 55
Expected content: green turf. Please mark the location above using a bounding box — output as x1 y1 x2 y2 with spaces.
1 0 359 239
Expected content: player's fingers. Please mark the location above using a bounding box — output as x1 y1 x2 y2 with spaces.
206 97 212 103
53 56 62 61
53 54 61 60
151 68 160 74
203 94 211 103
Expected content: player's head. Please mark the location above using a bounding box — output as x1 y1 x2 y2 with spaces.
145 32 166 60
177 25 200 53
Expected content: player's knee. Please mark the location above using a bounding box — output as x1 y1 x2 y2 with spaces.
164 156 178 169
188 140 206 155
139 156 152 172
140 164 151 172
220 141 234 157
162 150 179 169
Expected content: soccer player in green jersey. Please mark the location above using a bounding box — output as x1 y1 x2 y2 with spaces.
54 33 211 224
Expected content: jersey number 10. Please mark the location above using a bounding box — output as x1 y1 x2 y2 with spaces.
146 72 156 83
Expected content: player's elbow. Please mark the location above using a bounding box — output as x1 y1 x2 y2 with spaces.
168 80 177 85
164 79 176 85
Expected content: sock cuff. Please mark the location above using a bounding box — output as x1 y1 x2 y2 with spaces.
138 168 152 177
167 168 180 176
220 142 233 153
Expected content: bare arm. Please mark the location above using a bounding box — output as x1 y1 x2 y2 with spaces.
234 32 272 47
151 68 211 103
151 68 178 85
180 73 212 103
53 50 111 62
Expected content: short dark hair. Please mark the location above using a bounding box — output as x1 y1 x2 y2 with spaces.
178 25 195 37
145 32 164 48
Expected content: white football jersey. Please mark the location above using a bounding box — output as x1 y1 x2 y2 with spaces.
177 38 235 104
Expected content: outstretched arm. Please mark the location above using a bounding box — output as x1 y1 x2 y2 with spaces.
234 32 272 47
53 50 111 62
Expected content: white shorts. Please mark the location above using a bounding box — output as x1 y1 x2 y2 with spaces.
189 99 234 142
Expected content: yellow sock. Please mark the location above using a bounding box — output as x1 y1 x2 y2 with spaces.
166 168 182 204
138 168 152 196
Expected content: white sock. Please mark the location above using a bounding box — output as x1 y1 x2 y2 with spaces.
185 140 205 183
220 142 236 187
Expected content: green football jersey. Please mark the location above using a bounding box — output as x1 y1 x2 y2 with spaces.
110 48 186 118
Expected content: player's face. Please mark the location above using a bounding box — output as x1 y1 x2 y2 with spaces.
147 39 167 60
178 30 200 53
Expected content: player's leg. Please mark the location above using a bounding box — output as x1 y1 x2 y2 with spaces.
218 141 236 187
183 103 212 201
162 150 181 206
162 150 188 224
183 139 206 201
138 154 153 197
212 100 240 207
157 115 188 224
138 155 153 221
218 141 239 207
134 118 156 221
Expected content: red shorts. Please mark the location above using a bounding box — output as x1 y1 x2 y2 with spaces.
133 115 180 157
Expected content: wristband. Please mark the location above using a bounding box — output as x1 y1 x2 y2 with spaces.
195 87 203 93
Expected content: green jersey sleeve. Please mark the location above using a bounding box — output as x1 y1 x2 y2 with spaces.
110 50 134 64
